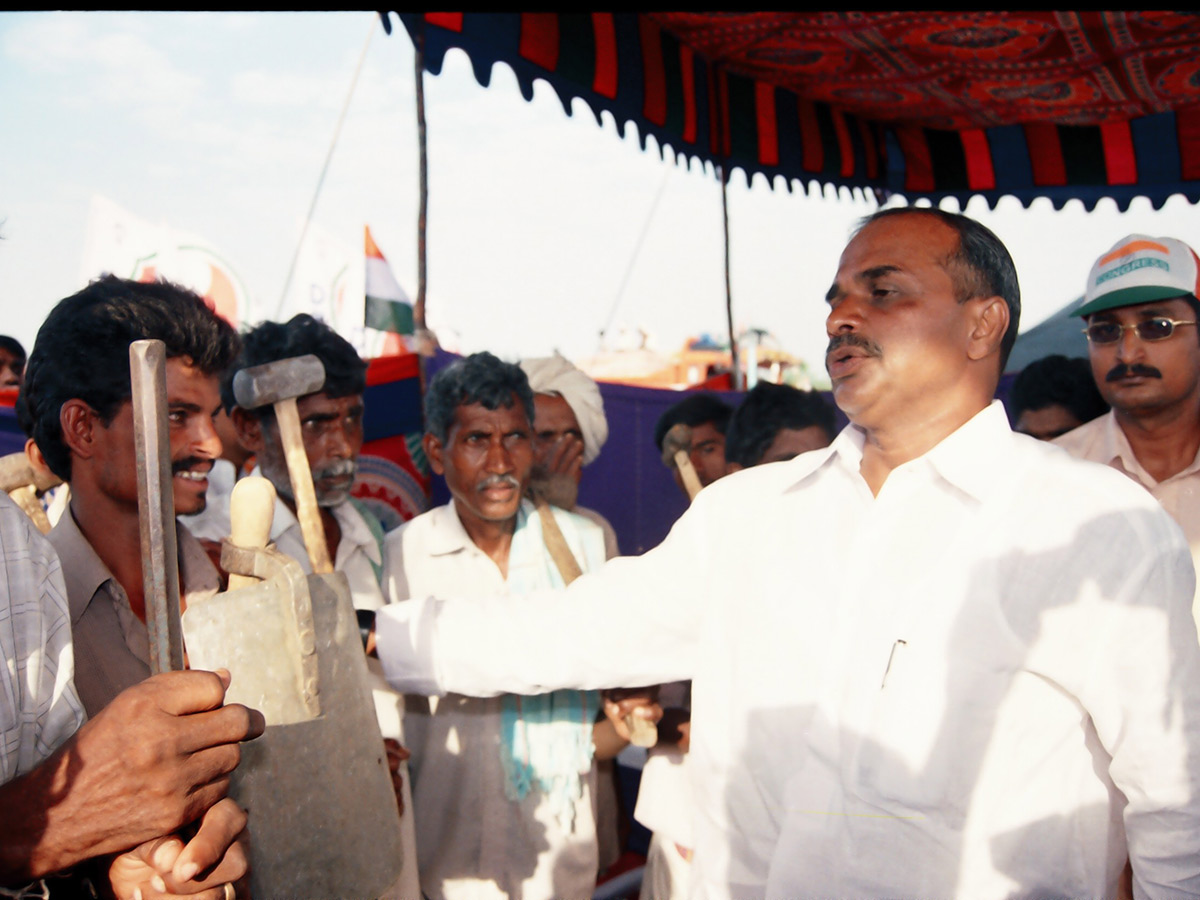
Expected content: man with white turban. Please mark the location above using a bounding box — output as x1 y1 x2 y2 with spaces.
519 353 619 559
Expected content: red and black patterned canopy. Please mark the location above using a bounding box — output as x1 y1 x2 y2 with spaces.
383 11 1200 210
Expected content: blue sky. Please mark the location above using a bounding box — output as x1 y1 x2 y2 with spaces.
2 11 1197 377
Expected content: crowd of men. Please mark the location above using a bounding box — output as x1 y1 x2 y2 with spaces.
3 209 1200 900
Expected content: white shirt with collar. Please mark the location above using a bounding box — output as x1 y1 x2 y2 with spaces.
382 499 606 900
378 401 1200 900
0 492 84 784
1056 408 1200 634
255 467 386 612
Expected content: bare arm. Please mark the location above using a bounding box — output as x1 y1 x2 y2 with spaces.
0 669 263 884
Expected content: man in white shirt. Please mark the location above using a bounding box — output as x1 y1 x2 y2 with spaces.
1055 234 1200 634
374 209 1200 899
519 353 620 559
381 352 651 900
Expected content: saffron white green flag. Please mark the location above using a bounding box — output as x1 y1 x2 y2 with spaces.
363 226 415 358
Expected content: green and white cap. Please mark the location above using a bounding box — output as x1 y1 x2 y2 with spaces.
1076 234 1200 317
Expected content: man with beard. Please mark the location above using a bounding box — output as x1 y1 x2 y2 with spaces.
222 314 380 598
223 313 420 899
372 211 1200 898
519 353 619 558
1056 234 1200 635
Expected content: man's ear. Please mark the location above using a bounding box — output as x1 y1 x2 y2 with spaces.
59 399 100 461
231 406 266 454
423 432 445 476
967 296 1010 362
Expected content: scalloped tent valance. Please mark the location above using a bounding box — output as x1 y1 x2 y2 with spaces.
382 11 1200 211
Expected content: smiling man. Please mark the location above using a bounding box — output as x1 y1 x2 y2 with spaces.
374 211 1200 898
381 352 649 900
19 275 239 717
1055 235 1200 634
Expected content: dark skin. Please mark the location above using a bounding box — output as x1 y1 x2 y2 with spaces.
54 357 255 898
232 391 365 564
0 670 263 894
60 357 222 622
411 396 659 752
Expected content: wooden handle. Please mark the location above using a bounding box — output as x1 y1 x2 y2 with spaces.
673 450 703 501
227 476 277 591
624 713 658 748
274 397 333 574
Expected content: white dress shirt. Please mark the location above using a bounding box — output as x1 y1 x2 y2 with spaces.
378 402 1200 900
1056 409 1200 635
0 492 84 784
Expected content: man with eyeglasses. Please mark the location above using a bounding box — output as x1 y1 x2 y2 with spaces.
1056 234 1200 636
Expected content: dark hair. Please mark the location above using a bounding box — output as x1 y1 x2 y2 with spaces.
1007 354 1108 426
724 382 837 468
18 275 240 480
223 314 368 418
859 208 1022 369
653 393 733 451
0 336 26 368
425 351 534 441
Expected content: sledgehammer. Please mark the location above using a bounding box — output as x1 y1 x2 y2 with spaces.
232 354 333 574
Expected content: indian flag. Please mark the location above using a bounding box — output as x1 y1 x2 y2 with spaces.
364 226 414 335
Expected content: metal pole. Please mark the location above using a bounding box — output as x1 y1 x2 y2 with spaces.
720 163 741 391
276 15 377 319
414 20 428 334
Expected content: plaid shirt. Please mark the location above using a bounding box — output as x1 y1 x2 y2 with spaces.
0 491 84 785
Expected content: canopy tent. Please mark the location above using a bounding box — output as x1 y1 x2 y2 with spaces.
383 11 1200 211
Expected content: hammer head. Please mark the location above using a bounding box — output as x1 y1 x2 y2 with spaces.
660 423 693 468
233 354 326 410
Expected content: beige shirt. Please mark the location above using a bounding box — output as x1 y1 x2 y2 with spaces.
383 502 605 900
1055 410 1200 634
49 508 219 717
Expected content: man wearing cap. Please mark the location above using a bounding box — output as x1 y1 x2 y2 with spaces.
1056 234 1200 634
519 353 619 558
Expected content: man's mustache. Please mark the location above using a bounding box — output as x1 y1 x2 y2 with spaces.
476 473 521 491
825 333 882 366
1106 363 1162 382
313 459 357 481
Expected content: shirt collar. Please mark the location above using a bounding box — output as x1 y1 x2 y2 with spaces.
50 505 220 625
49 506 114 625
784 401 1015 504
251 465 383 566
1100 410 1200 486
424 498 532 557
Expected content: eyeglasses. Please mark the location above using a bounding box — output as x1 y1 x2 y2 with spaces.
1083 317 1199 344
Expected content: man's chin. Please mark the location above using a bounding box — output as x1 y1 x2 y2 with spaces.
317 490 353 508
176 497 207 517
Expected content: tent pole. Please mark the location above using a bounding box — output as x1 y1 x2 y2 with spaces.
414 20 428 335
275 14 376 320
720 163 741 391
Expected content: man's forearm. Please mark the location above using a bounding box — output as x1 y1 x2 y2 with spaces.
0 739 97 882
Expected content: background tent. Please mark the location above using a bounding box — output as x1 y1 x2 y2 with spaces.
386 12 1200 209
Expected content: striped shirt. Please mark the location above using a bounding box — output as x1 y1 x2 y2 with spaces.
0 492 84 784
